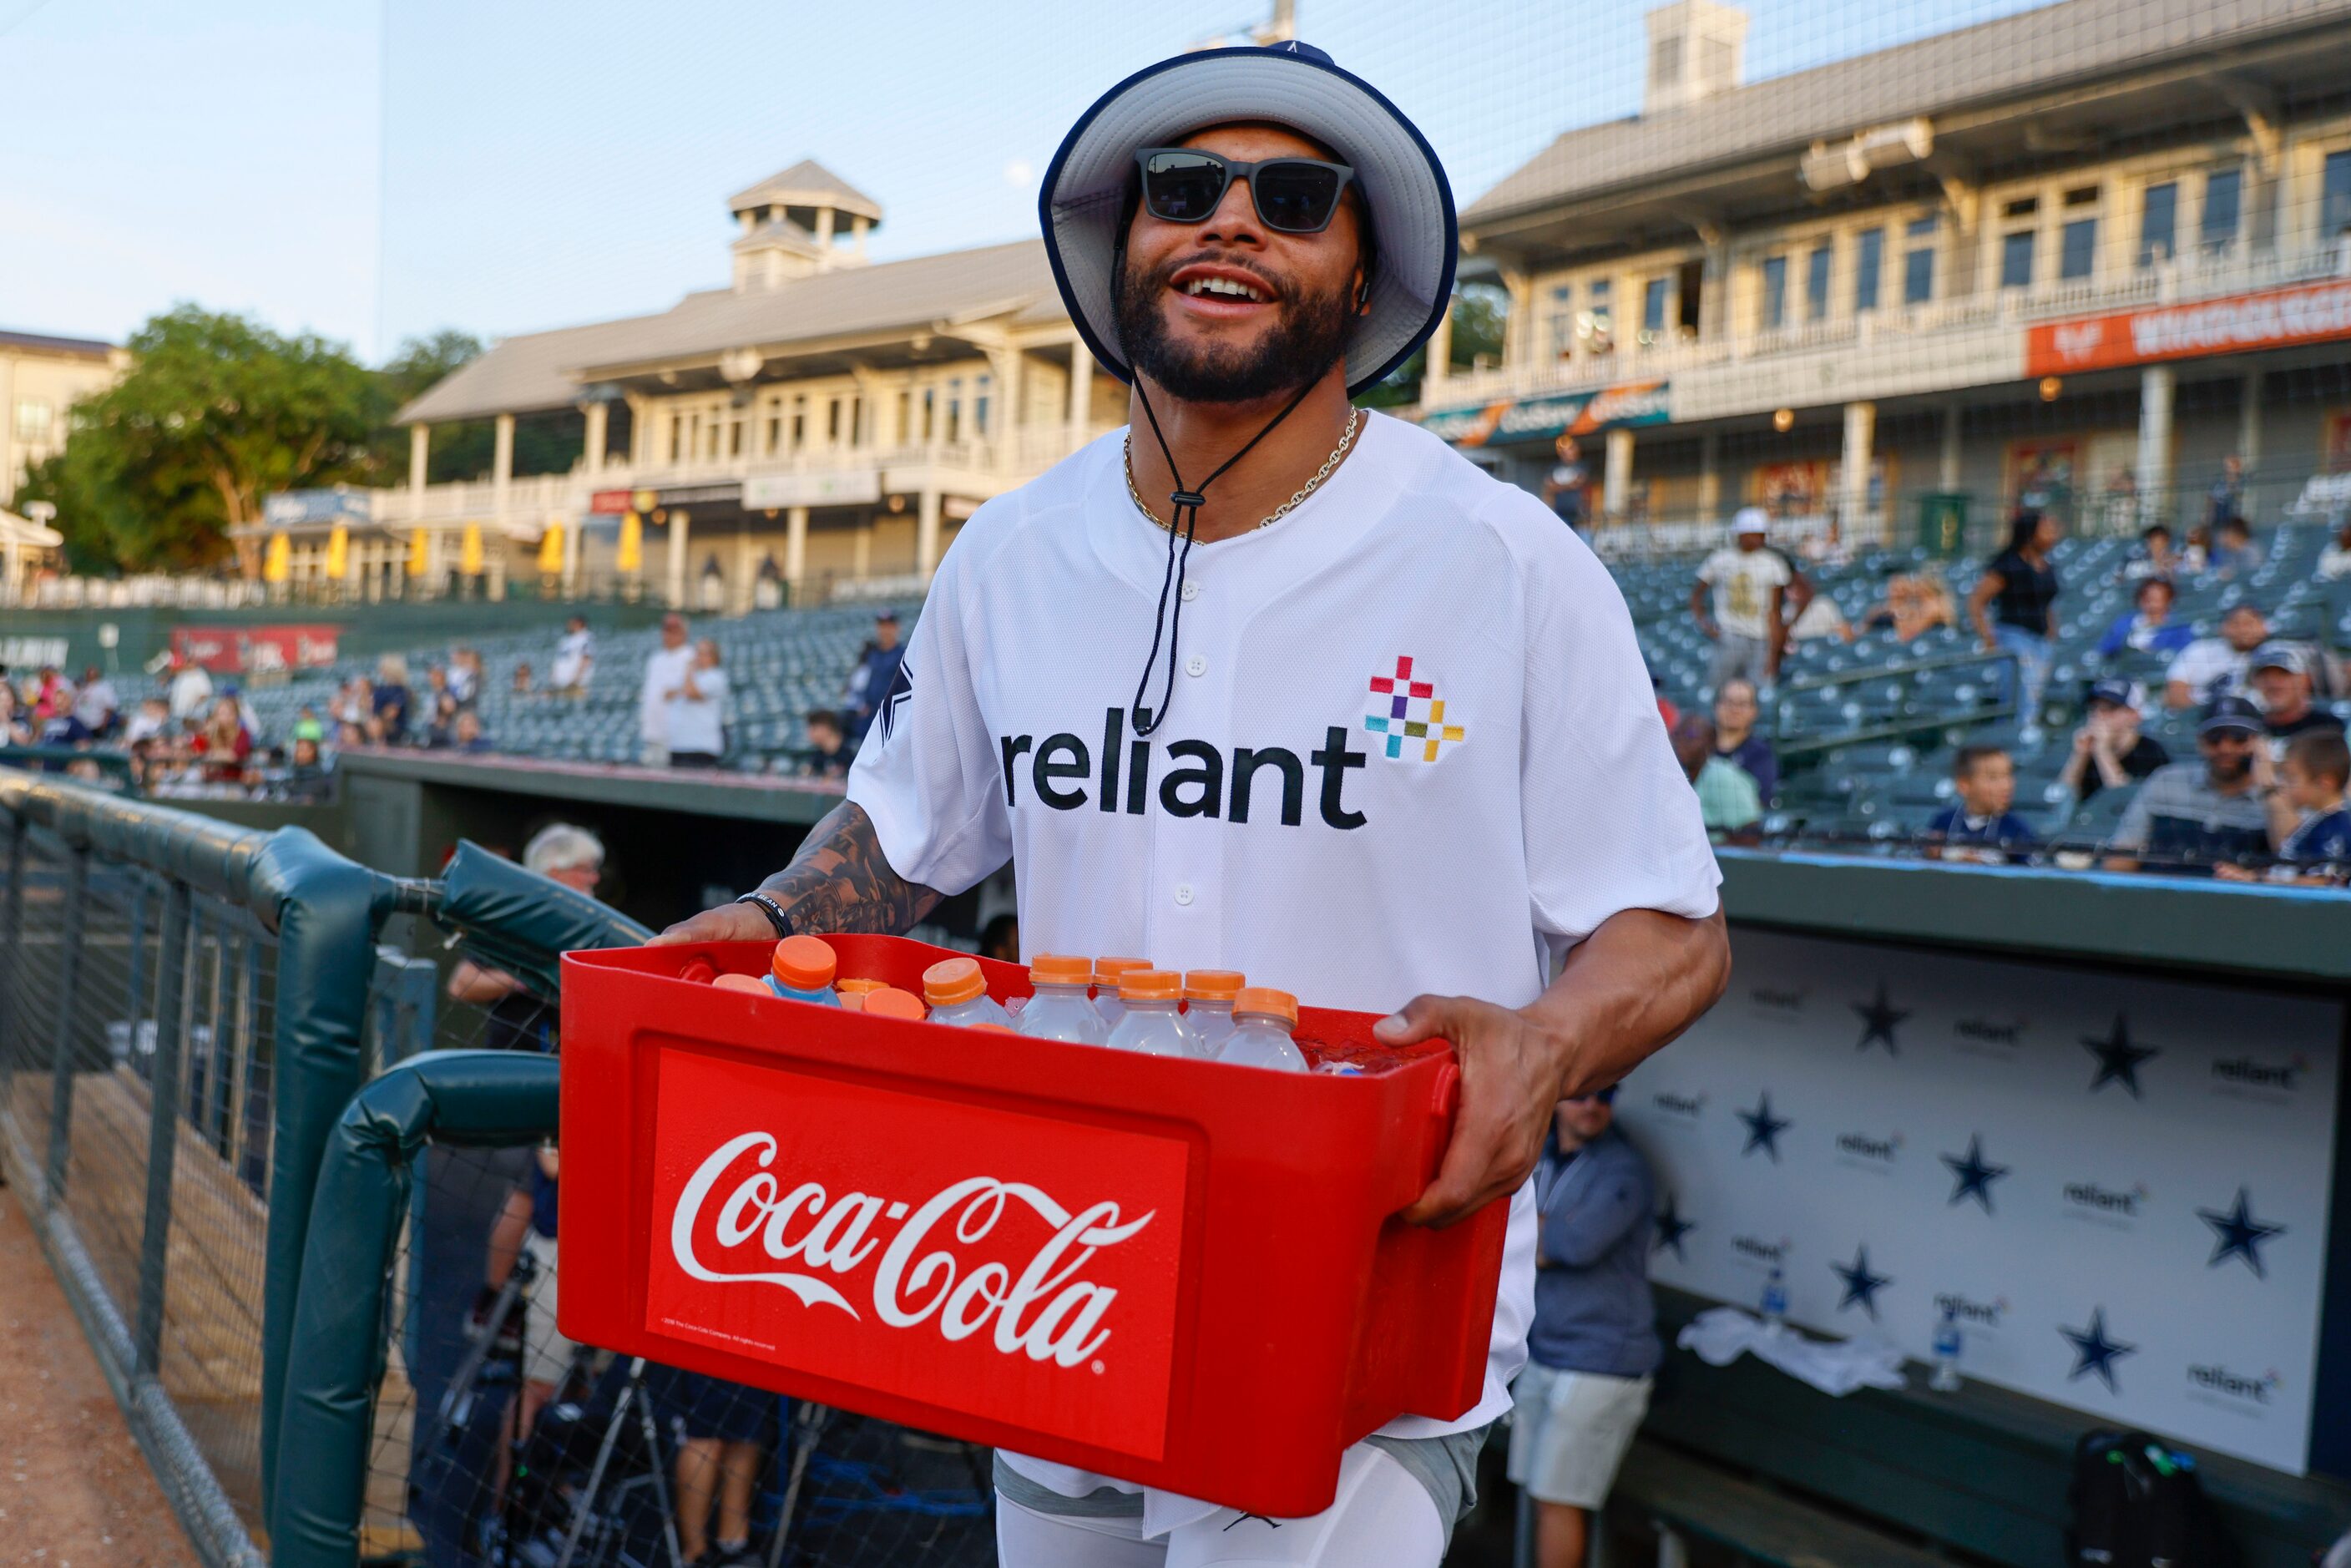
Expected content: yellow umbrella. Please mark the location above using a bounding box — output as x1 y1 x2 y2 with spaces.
323 524 349 579
537 519 566 574
262 531 291 584
617 511 643 574
406 528 430 578
460 521 484 575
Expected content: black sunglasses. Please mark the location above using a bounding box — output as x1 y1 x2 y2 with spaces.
1135 148 1358 235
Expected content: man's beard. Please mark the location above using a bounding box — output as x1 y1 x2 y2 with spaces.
2210 750 2254 782
1114 253 1352 404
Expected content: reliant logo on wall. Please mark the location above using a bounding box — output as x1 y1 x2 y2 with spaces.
2062 1178 2150 1228
1951 1014 2028 1058
1649 1089 1706 1123
1932 1291 2010 1331
1729 1232 1792 1270
2186 1363 2283 1411
2208 1054 2305 1103
1833 1129 1903 1174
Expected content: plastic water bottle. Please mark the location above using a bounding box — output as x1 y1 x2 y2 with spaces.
1105 970 1191 1056
1760 1263 1787 1328
1092 957 1150 1030
1931 1304 1964 1392
1180 970 1245 1057
765 935 842 1007
922 956 1012 1029
1217 988 1307 1073
1018 953 1110 1046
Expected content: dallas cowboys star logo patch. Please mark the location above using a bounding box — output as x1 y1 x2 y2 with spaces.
2060 1307 2136 1393
877 659 913 742
2197 1187 2284 1278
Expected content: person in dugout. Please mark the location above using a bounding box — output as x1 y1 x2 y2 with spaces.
653 35 1728 1568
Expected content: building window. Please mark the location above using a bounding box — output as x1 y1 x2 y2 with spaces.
728 416 743 458
1903 216 1937 304
947 379 963 444
2000 229 2035 288
705 414 720 459
2138 181 2177 266
2323 149 2351 239
973 376 991 436
896 389 912 444
827 397 843 443
14 398 51 442
669 415 682 463
1805 244 1832 321
1759 255 1787 330
2202 167 2241 251
1581 279 1614 353
1641 276 1670 341
790 398 806 450
1853 227 1883 312
847 395 863 446
2060 217 2097 281
1547 286 1575 357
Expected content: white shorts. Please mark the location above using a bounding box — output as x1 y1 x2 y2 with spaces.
995 1444 1446 1568
1504 1363 1650 1510
518 1230 579 1388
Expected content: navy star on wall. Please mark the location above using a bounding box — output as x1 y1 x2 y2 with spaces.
2080 1014 2158 1098
2060 1307 2137 1393
1940 1134 2010 1214
2197 1187 2284 1279
1737 1092 1791 1162
1654 1194 1696 1261
1852 981 1909 1055
1830 1244 1892 1318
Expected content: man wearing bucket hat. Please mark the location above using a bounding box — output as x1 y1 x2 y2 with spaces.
655 38 1727 1565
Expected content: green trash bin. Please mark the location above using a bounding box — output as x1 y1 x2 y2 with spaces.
1918 492 1969 558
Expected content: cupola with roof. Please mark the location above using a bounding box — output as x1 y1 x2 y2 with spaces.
726 159 882 290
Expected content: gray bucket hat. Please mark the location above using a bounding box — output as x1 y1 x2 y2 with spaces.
1038 41 1456 397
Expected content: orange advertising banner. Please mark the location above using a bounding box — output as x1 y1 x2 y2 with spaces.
2026 278 2351 377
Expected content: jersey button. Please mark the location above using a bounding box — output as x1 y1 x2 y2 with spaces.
1180 579 1201 603
1174 883 1195 907
1185 655 1207 678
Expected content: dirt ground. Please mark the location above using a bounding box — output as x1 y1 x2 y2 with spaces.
0 1183 200 1568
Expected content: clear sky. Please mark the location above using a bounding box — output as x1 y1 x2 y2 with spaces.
1 0 2052 364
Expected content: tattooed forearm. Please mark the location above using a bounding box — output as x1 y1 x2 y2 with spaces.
757 801 943 935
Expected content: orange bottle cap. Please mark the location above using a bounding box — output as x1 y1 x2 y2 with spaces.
837 990 866 1012
1183 969 1246 1002
970 1023 1019 1034
922 956 987 1007
710 972 769 995
862 987 927 1021
1029 953 1093 984
1094 956 1152 984
836 977 886 995
1117 969 1183 1003
771 934 837 992
1233 987 1298 1025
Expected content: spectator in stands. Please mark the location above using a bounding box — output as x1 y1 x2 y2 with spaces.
1671 716 1762 835
2179 523 2212 577
167 650 213 724
2121 524 2177 582
511 660 533 695
639 613 695 766
292 707 325 746
1969 510 2063 729
2061 680 2169 803
29 665 69 723
330 675 369 734
1691 508 1796 689
2220 730 2351 883
123 696 169 747
980 912 1021 963
800 708 852 778
1508 1085 1657 1568
448 646 482 705
192 695 251 785
2207 453 2245 532
2248 643 2343 755
664 637 729 769
424 690 462 748
2096 576 2194 660
1541 434 1590 539
448 823 604 1051
2208 516 2263 580
424 662 452 716
651 1368 771 1568
372 654 412 741
550 614 594 695
1927 744 2037 861
2165 602 2268 709
284 736 334 803
72 665 118 736
1860 564 1957 643
452 709 492 755
844 609 908 742
2106 697 2273 873
2319 518 2351 581
1710 678 1777 803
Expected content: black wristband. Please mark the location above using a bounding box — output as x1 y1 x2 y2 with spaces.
734 891 793 938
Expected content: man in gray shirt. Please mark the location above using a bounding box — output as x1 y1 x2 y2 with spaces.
1507 1088 1661 1568
2107 697 2273 875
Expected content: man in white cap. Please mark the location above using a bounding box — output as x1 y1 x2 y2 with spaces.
1691 508 1794 690
654 38 1727 1566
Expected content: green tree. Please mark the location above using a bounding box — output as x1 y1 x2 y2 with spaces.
14 306 380 571
1358 282 1508 408
375 329 585 483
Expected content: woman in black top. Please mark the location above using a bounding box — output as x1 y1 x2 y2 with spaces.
1969 509 2063 728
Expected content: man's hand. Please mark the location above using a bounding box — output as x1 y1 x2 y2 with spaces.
650 900 779 947
1375 997 1565 1228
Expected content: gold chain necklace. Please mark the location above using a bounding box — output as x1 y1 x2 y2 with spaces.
1123 407 1363 534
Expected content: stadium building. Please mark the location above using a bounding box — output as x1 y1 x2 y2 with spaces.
1420 0 2351 549
260 162 1117 607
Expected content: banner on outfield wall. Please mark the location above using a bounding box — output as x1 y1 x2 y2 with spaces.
1418 381 1671 447
2027 278 2351 377
1616 928 2342 1474
170 624 340 675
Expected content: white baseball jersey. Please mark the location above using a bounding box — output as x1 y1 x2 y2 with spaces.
847 411 1719 1528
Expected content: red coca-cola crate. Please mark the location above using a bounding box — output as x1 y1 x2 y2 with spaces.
558 933 1508 1518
